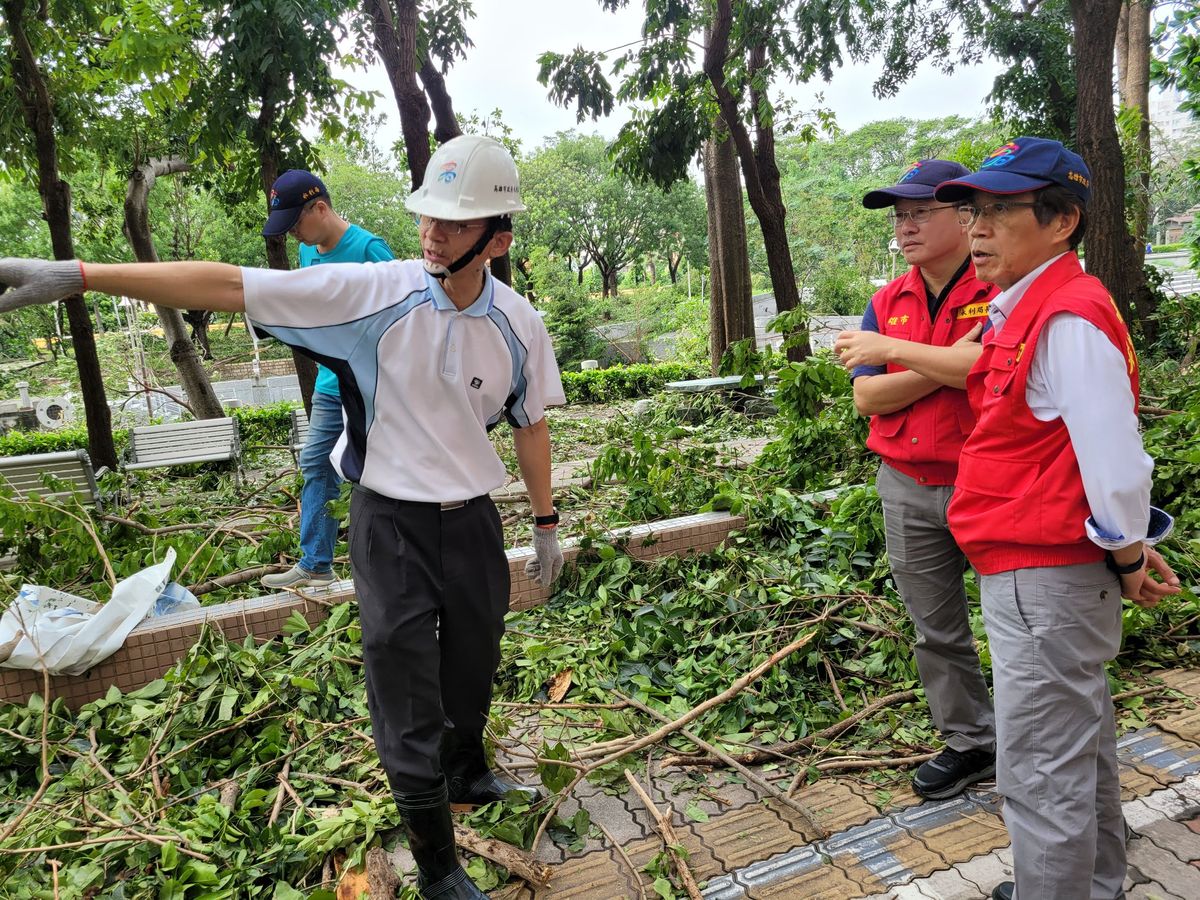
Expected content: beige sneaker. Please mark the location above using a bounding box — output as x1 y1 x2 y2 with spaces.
261 565 335 590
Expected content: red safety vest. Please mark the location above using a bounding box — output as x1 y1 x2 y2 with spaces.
948 254 1139 575
864 264 996 485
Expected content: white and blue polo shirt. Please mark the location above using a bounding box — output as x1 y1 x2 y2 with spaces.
242 259 565 502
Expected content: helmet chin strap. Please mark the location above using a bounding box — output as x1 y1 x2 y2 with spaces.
423 220 500 280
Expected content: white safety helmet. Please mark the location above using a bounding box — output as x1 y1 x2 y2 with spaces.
405 134 526 221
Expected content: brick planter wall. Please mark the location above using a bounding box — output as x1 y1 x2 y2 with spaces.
0 511 745 709
213 358 297 380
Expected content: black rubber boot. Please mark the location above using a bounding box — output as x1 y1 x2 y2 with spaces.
442 727 543 808
393 782 487 899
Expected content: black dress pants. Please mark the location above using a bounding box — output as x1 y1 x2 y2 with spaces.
350 487 510 793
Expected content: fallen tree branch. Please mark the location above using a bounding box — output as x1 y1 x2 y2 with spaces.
530 628 819 852
0 669 52 843
187 564 288 596
810 752 936 774
624 770 702 900
663 689 919 768
616 692 825 841
454 824 552 887
599 821 647 900
1112 685 1170 702
571 629 820 763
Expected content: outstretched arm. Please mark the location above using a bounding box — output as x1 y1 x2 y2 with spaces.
0 259 245 313
86 262 245 312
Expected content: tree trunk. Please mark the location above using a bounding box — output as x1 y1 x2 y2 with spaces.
1118 1 1151 245
418 57 463 144
703 5 810 361
366 0 431 190
607 268 620 297
124 158 226 419
1117 0 1155 342
491 254 512 286
703 126 754 373
3 0 116 470
704 140 727 375
257 125 317 414
1071 0 1148 334
667 251 681 284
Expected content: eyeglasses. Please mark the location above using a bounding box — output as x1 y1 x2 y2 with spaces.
957 201 1039 226
414 214 488 236
886 205 958 226
288 201 319 235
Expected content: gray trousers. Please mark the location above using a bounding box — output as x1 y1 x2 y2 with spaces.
980 562 1126 900
877 463 995 753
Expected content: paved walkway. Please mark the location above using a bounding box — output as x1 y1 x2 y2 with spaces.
498 668 1200 899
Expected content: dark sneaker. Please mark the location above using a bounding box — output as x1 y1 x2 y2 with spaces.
992 882 1014 900
913 747 996 799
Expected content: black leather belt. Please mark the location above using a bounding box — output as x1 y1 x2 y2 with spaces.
353 484 482 511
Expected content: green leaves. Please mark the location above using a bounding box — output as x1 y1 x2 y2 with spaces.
536 741 575 794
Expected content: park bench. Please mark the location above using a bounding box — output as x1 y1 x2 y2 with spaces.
664 374 769 393
0 449 106 507
1164 269 1200 297
289 407 310 463
125 417 243 481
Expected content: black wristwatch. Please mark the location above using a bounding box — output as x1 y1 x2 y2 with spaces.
534 510 560 527
1106 550 1145 576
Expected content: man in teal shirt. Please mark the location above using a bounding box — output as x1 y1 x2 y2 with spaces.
261 170 395 588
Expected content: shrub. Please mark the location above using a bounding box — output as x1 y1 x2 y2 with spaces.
0 425 95 456
230 402 294 446
560 363 704 404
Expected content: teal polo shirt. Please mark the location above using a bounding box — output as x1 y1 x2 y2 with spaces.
298 224 395 396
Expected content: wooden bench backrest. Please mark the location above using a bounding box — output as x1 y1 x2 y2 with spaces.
0 449 100 504
128 417 240 467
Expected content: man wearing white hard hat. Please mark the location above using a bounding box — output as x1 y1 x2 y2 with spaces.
0 135 565 900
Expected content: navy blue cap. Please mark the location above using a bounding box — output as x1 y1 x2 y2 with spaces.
262 170 329 236
862 159 973 209
934 138 1091 205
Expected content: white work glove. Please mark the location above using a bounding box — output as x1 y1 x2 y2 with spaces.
524 525 564 588
0 259 85 312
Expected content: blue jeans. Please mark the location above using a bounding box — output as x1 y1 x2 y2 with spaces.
298 390 344 574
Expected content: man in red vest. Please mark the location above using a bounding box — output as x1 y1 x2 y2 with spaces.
834 159 999 801
932 138 1181 900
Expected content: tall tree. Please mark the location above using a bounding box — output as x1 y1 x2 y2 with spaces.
538 0 855 360
200 0 373 412
123 158 226 419
703 125 754 373
839 1 1151 331
356 0 538 285
0 0 117 468
1117 0 1152 248
521 132 683 298
1071 0 1148 329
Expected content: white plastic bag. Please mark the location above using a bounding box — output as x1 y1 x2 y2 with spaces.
0 548 176 676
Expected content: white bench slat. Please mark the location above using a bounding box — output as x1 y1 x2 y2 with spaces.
0 450 102 505
290 408 310 458
127 417 241 473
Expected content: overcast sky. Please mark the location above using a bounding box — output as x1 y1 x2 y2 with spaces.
341 0 1006 157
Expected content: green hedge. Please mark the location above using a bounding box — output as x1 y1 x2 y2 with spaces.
0 425 98 457
0 404 296 459
560 363 704 404
230 402 294 446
